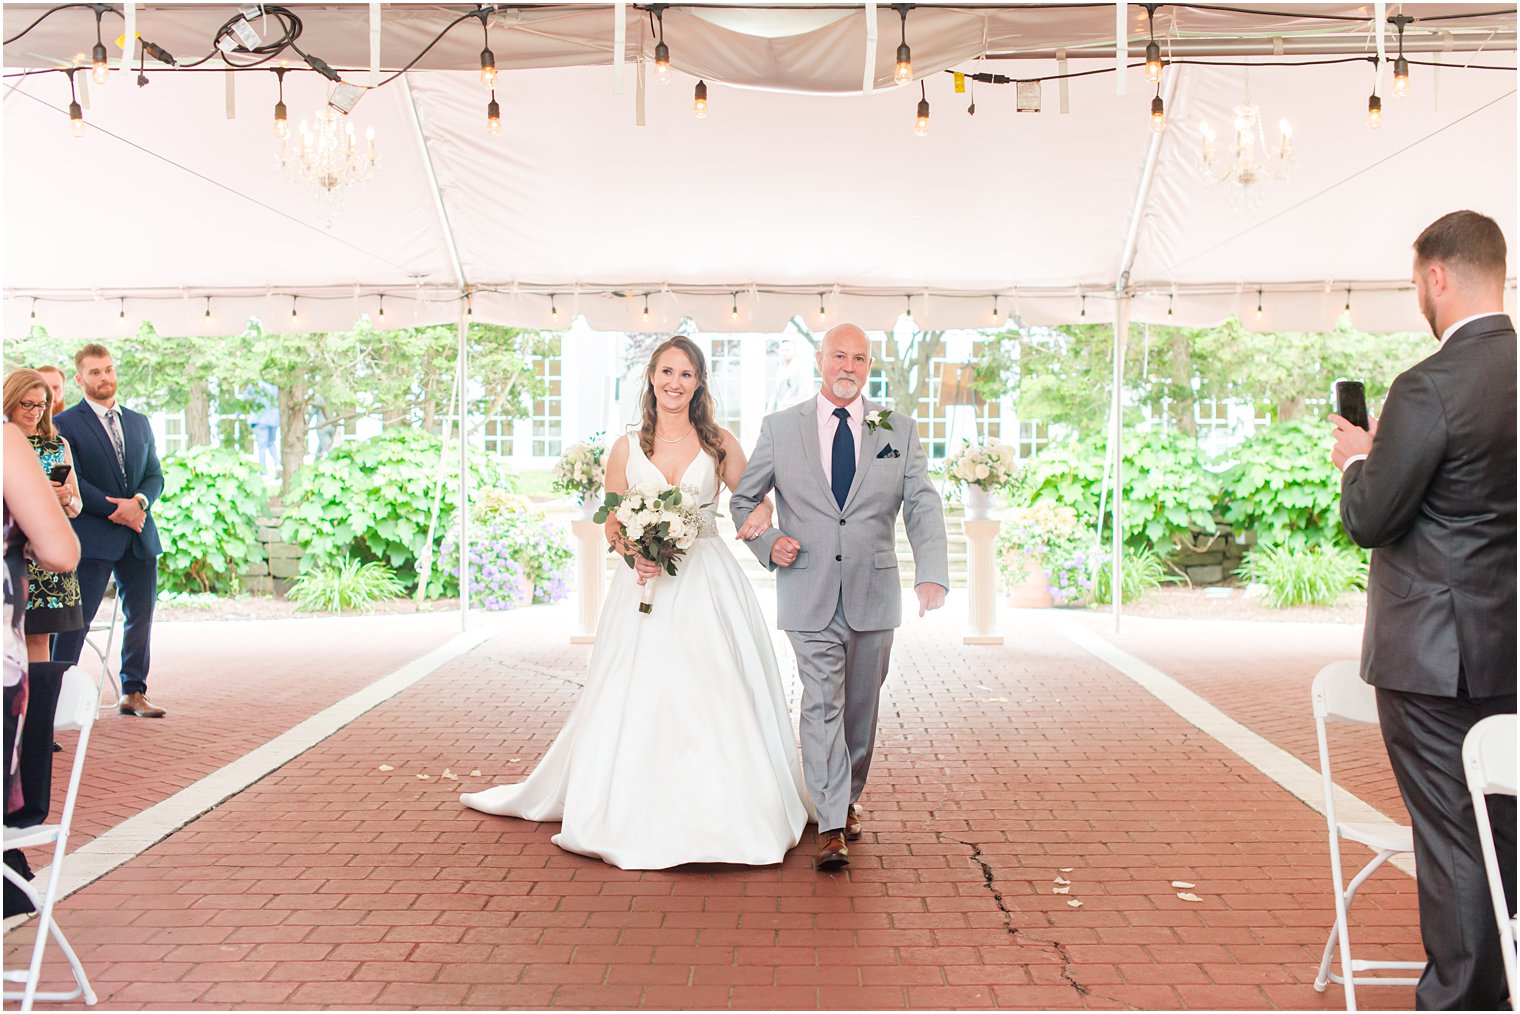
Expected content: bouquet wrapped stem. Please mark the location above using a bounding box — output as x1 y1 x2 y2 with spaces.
594 481 705 615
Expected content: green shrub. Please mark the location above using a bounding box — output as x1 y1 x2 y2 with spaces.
1022 429 1220 549
153 446 269 594
288 557 405 612
1219 418 1348 546
1092 545 1179 605
433 490 573 605
1236 542 1368 607
280 430 517 590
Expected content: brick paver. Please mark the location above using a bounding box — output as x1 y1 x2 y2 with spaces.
5 599 1421 1009
1075 614 1408 824
34 611 466 852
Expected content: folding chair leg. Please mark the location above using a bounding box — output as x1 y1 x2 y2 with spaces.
1315 920 1340 992
3 856 97 1009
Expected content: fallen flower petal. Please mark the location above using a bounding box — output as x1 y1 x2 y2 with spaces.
1177 892 1203 902
377 764 394 772
1171 881 1196 889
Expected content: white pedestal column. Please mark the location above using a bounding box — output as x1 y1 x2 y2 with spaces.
570 517 606 644
962 518 1004 645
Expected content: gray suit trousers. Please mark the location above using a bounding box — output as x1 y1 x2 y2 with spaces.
787 594 894 834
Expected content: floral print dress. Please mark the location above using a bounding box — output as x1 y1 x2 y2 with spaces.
24 435 83 634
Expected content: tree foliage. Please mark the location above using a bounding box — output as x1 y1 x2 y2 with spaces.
1006 316 1432 438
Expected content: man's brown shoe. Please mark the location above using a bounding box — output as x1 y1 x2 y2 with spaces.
844 804 863 841
814 831 849 870
118 693 166 718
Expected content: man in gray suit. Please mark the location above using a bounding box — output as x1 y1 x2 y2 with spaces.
1332 210 1516 1010
733 323 948 870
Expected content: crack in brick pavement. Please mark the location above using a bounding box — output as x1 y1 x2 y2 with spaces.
939 831 1142 1011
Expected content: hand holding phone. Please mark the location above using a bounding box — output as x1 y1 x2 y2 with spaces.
1331 380 1370 431
48 463 72 485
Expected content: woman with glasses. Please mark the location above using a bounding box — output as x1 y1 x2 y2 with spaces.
2 370 84 661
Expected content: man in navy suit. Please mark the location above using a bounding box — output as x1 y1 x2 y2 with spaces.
51 344 167 718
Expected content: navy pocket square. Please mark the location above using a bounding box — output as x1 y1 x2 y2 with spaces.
876 445 901 459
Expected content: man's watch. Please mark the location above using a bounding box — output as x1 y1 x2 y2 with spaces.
133 493 149 513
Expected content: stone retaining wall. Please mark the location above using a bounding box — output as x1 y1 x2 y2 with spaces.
240 502 300 596
1167 523 1255 586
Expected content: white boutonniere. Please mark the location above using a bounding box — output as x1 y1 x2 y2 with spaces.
864 409 893 434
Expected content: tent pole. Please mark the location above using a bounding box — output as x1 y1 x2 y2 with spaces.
402 76 473 631
1110 293 1130 634
458 305 469 630
1104 64 1179 631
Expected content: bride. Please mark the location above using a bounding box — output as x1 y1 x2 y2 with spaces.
461 336 813 869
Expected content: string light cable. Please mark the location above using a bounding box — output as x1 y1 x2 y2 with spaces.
8 4 1514 87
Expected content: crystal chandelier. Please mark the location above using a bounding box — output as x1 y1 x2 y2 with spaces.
277 106 378 225
1198 103 1294 204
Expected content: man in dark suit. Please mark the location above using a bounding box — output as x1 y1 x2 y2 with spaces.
51 343 167 718
1332 210 1516 1010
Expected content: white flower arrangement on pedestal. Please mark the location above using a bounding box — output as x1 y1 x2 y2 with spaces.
944 441 1020 493
551 434 607 504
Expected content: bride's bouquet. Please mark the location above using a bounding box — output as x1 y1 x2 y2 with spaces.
593 481 705 614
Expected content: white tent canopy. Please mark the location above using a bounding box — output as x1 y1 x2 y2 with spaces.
4 2 1516 337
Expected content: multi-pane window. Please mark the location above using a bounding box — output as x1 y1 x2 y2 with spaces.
1195 397 1229 429
483 417 513 457
1016 420 1049 458
163 411 187 456
708 336 744 439
867 337 890 403
530 337 563 458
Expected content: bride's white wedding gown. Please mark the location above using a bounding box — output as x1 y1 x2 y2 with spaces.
461 436 812 869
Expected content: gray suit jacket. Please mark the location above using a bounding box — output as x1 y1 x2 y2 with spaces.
1341 313 1517 698
732 396 949 633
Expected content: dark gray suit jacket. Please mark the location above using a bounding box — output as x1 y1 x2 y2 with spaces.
1340 313 1517 698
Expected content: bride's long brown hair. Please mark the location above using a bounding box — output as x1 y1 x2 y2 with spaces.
639 336 726 477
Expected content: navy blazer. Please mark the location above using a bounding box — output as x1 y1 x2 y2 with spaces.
1340 314 1517 699
54 401 164 561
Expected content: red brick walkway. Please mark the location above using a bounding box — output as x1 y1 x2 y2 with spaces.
6 601 1422 1009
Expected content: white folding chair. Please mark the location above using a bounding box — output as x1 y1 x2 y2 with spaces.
1311 660 1424 1010
2 665 101 1010
81 583 119 713
1463 713 1518 1011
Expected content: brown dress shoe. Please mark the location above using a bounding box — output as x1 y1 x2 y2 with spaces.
814 831 849 870
118 693 166 718
844 804 863 841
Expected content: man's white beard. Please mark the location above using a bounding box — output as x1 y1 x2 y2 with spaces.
830 378 859 399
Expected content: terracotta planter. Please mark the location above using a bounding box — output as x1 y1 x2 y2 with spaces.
1004 552 1053 608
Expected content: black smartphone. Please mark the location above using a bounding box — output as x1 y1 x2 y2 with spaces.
1331 380 1370 431
48 463 72 484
